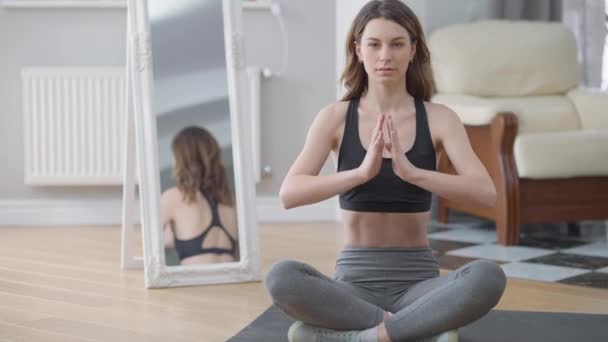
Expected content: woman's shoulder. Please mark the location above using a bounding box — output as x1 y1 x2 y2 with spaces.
217 203 238 236
162 186 181 197
316 100 351 125
423 101 461 123
161 186 182 203
160 187 183 215
423 100 464 135
327 99 351 113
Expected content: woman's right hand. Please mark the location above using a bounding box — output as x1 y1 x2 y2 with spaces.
356 113 386 183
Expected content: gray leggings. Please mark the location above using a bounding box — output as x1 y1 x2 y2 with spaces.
265 245 506 341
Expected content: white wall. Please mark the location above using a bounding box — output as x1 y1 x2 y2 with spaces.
0 1 338 224
244 0 337 196
0 7 127 203
335 0 374 99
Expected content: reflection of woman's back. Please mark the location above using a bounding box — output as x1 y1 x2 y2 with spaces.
162 126 239 265
168 188 238 265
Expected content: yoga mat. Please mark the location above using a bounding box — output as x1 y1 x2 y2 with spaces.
228 305 608 342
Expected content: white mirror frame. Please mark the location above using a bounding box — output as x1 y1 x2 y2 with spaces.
127 0 261 288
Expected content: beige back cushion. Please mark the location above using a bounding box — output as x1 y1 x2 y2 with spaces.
428 20 579 97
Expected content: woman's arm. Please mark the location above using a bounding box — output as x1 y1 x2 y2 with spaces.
161 189 176 248
416 104 496 207
389 104 496 207
279 104 386 209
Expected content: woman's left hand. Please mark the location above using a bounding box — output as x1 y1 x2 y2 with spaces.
386 115 418 181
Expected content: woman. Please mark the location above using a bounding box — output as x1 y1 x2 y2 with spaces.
266 1 506 341
162 126 239 265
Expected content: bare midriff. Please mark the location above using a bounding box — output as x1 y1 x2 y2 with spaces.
341 210 431 248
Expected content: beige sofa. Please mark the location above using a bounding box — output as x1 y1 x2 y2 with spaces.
428 20 608 245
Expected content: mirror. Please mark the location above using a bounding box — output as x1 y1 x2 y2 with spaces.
151 0 239 267
128 0 261 288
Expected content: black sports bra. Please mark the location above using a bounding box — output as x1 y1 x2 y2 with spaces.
337 97 436 213
171 191 238 260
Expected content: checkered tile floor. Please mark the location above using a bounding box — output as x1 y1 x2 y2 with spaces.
428 212 608 289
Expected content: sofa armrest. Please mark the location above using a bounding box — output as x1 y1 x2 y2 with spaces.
432 94 507 126
437 111 520 245
445 104 504 126
567 87 608 130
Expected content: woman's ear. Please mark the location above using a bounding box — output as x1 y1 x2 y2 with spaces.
355 40 362 62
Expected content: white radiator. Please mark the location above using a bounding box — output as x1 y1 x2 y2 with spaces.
22 67 125 185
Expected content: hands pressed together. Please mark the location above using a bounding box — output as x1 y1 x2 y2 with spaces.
357 113 418 184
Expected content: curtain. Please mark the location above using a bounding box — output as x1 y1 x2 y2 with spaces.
561 0 606 87
498 0 562 21
493 0 606 87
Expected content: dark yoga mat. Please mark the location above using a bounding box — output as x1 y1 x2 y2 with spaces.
228 304 608 342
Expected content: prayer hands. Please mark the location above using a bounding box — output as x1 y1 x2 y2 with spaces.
386 114 417 181
357 113 385 182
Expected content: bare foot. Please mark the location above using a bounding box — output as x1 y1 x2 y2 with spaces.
377 311 393 342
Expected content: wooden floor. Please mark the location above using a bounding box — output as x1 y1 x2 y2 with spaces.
1 223 607 342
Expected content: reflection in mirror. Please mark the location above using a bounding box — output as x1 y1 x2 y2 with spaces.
149 0 240 266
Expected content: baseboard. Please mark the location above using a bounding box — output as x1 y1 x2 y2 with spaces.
0 199 140 226
5 198 603 228
0 196 340 226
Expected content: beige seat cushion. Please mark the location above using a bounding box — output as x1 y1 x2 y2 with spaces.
514 131 608 178
429 20 579 97
567 87 608 130
432 94 580 134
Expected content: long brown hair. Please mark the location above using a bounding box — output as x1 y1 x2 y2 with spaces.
340 0 435 101
171 126 234 206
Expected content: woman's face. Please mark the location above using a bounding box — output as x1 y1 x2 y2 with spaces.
356 18 415 83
